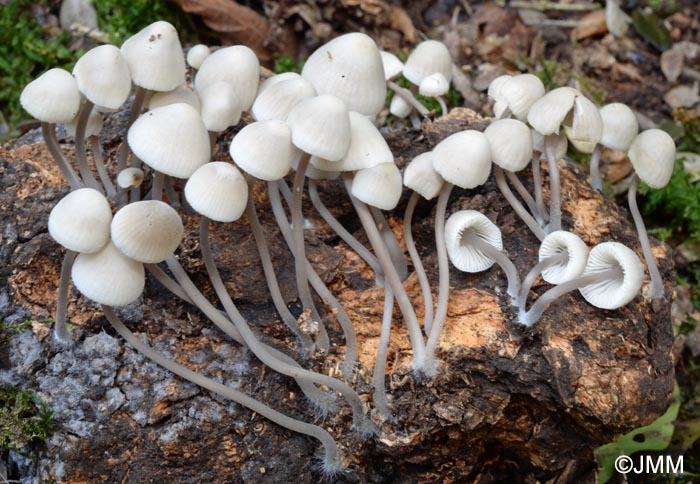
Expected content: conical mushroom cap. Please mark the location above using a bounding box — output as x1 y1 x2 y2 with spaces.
286 94 351 162
500 73 545 120
301 33 386 116
48 188 112 253
484 119 532 172
445 210 503 273
538 231 589 284
111 200 183 263
120 21 185 92
72 241 145 306
230 119 299 181
128 103 210 179
628 129 676 189
351 162 403 210
432 130 492 189
579 242 644 309
20 68 81 123
403 40 453 85
419 73 450 97
148 85 201 112
252 74 316 121
199 81 243 132
527 86 579 135
73 44 131 109
195 45 260 111
403 151 444 200
187 44 210 69
390 93 412 118
185 162 248 222
487 74 512 103
380 51 404 80
563 95 603 153
599 102 638 151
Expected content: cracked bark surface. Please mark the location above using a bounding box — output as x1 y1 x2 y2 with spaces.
0 108 674 483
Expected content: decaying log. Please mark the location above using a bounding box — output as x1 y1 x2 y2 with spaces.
0 108 674 483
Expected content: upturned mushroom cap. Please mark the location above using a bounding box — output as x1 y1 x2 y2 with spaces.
111 200 183 263
229 119 299 181
628 129 676 189
72 44 131 109
404 151 444 200
128 103 210 179
120 21 185 92
351 162 403 211
116 167 144 189
195 45 260 111
72 241 145 306
301 33 386 116
527 86 580 135
286 94 351 162
48 188 112 253
148 85 201 112
380 51 404 80
186 44 210 69
500 73 545 120
403 40 453 85
538 231 589 284
310 111 392 172
185 162 248 222
445 210 503 272
20 68 81 123
198 81 243 132
484 119 532 172
599 102 639 151
563 95 603 153
432 130 492 189
390 93 412 118
65 109 103 139
251 74 316 121
578 242 644 309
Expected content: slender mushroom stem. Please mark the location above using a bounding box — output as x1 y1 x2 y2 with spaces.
41 122 83 190
387 81 430 116
269 181 359 378
151 171 165 201
279 177 294 209
590 144 603 191
628 174 665 299
370 206 408 281
74 100 102 192
404 191 434 334
531 154 549 223
519 268 621 326
409 111 421 130
198 217 374 434
244 178 315 349
373 286 394 420
505 170 544 226
463 231 521 299
343 174 427 374
494 166 547 241
292 153 329 351
53 250 77 345
544 135 562 232
308 179 384 286
116 86 147 172
89 135 116 198
209 131 217 157
163 176 181 208
101 305 344 474
425 182 453 376
516 253 567 310
436 96 448 116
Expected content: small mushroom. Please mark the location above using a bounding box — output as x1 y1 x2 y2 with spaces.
589 102 638 190
186 44 210 70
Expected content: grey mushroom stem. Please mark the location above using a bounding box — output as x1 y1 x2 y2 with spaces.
41 122 82 190
74 100 102 192
436 96 448 116
387 81 430 116
462 231 521 299
544 135 562 232
404 191 434 334
89 135 116 198
505 170 544 226
163 176 181 208
151 171 164 201
370 206 408 281
516 252 567 310
531 154 549 223
101 305 344 475
628 174 665 299
117 86 147 172
53 250 77 345
519 267 621 327
372 286 394 421
590 144 603 191
494 166 547 241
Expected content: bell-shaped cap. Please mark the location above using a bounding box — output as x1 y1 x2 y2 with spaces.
120 21 185 92
310 111 392 172
230 119 299 181
148 85 201 112
187 44 210 69
579 242 644 309
73 44 131 109
258 72 300 94
403 40 453 85
301 33 386 116
563 95 603 153
72 241 145 306
48 188 112 253
628 129 676 189
116 167 144 189
195 45 260 111
380 51 404 80
538 231 589 284
527 87 579 135
20 68 81 123
351 162 403 210
445 210 503 272
487 74 512 102
432 130 492 189
404 151 444 200
199 81 243 132
128 103 210 178
390 93 412 118
65 109 103 139
286 94 351 161
185 162 248 222
252 74 316 121
599 102 639 151
500 73 545 120
419 72 450 97
484 119 532 172
111 200 183 263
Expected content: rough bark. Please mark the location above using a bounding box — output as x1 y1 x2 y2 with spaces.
0 108 674 483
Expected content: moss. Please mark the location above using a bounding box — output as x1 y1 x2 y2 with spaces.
0 318 33 345
0 385 53 452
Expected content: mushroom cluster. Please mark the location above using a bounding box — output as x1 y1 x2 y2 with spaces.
21 20 675 474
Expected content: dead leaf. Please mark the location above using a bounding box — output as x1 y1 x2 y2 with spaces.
611 62 643 81
572 9 607 41
389 6 415 43
664 84 700 109
171 0 271 61
661 48 685 82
